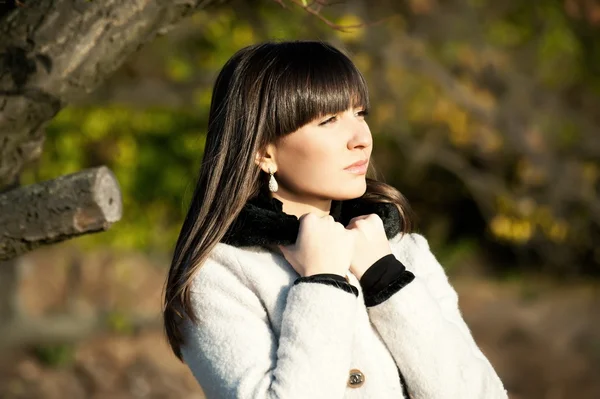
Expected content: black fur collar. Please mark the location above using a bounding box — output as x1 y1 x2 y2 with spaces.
222 190 402 248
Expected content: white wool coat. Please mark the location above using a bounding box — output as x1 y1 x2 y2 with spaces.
180 232 508 399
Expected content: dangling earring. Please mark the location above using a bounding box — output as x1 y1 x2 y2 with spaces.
268 168 278 192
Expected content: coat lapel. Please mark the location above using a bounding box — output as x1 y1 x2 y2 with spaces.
222 190 402 248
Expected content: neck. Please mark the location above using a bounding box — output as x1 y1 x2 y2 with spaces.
271 192 332 218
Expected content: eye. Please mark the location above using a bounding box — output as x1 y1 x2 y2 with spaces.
318 115 338 126
356 109 369 118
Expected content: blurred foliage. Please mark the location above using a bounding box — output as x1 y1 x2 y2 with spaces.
106 310 135 335
22 0 600 275
32 343 75 368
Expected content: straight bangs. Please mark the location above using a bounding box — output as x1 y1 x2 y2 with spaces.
265 42 370 137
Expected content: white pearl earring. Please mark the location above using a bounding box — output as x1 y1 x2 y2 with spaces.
268 168 278 192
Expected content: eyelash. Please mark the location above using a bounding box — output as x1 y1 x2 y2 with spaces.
319 110 369 126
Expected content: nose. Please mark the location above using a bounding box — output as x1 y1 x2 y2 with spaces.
345 113 372 150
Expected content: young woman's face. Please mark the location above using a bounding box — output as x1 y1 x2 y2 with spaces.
270 106 372 202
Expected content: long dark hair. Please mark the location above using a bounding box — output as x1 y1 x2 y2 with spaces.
163 40 414 360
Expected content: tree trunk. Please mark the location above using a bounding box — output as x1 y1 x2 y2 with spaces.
0 166 122 261
0 259 21 320
0 0 225 190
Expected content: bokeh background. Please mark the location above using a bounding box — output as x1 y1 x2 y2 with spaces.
2 0 600 398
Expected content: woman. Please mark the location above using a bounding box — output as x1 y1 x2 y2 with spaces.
163 40 508 398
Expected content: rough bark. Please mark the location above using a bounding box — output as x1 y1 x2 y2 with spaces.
0 166 122 261
0 0 225 190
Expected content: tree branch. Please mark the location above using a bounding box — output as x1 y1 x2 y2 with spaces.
276 0 393 32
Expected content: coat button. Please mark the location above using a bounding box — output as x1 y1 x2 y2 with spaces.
347 369 365 388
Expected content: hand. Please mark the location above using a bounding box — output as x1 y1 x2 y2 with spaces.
279 213 356 278
345 214 393 280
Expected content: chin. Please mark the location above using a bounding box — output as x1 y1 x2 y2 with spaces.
335 179 368 201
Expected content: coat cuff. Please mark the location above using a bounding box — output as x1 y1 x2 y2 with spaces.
360 254 415 307
294 274 359 297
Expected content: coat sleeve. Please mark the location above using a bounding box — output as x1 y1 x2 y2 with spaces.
366 233 508 399
180 252 359 399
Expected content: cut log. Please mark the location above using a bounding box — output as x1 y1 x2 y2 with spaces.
0 166 122 261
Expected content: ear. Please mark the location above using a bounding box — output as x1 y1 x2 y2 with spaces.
255 143 278 173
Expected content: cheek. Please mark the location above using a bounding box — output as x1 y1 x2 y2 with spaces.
277 138 338 185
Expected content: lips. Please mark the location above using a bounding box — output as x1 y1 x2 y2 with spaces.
344 159 368 170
